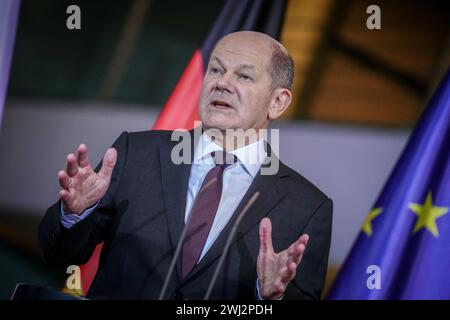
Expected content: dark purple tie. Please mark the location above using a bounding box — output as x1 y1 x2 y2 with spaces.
181 151 234 279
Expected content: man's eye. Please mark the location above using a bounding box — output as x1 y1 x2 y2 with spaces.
239 74 252 81
210 67 221 74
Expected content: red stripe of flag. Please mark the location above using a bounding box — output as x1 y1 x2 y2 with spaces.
153 50 204 130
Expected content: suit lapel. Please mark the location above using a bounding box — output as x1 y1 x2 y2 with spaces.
159 130 197 280
185 159 290 282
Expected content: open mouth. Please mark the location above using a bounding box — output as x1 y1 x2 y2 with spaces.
210 100 234 110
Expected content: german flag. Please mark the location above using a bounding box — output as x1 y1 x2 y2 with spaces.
75 0 288 297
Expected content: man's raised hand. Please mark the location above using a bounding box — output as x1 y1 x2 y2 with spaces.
257 217 309 300
58 144 117 215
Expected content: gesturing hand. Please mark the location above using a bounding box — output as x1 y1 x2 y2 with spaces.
58 144 117 215
257 217 309 300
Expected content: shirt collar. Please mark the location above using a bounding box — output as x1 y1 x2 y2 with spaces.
193 132 267 178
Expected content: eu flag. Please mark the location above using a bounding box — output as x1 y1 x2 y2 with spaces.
328 70 450 299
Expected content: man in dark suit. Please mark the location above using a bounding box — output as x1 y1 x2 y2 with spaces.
39 31 333 300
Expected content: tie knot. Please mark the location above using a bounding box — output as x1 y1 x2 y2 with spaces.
211 151 236 167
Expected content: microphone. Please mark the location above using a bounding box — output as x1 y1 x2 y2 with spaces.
204 191 260 300
158 177 218 300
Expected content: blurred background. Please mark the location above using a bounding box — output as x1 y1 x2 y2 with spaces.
0 0 449 299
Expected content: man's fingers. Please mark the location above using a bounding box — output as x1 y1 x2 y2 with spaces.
285 234 309 267
66 153 79 177
77 144 90 168
296 234 309 262
289 234 309 254
273 279 287 295
280 262 297 284
259 217 274 254
98 148 117 180
59 189 73 207
288 241 306 258
58 170 71 190
299 234 309 246
288 261 297 273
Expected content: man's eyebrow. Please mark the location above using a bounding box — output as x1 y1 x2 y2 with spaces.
210 56 225 67
209 56 256 71
237 64 256 71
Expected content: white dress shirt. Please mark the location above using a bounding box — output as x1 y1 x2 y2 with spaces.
185 132 267 260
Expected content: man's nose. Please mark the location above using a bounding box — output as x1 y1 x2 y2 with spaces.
215 74 234 94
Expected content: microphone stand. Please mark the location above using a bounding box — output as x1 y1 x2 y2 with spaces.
203 191 260 300
158 177 218 300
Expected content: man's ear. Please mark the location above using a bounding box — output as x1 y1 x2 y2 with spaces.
268 88 292 120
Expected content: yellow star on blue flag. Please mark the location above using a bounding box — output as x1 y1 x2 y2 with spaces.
409 191 449 237
362 207 383 236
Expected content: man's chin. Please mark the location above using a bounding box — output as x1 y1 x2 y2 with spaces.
202 124 232 132
201 117 239 132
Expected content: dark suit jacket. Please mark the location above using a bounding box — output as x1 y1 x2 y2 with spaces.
38 130 333 300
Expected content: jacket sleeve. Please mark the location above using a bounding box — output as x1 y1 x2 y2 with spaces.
284 197 333 300
38 131 129 267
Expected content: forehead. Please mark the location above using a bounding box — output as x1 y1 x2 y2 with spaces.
209 36 272 69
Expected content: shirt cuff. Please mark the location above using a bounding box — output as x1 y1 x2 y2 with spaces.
256 278 283 300
60 201 99 229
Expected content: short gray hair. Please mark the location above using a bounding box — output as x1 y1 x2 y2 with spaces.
268 43 295 91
